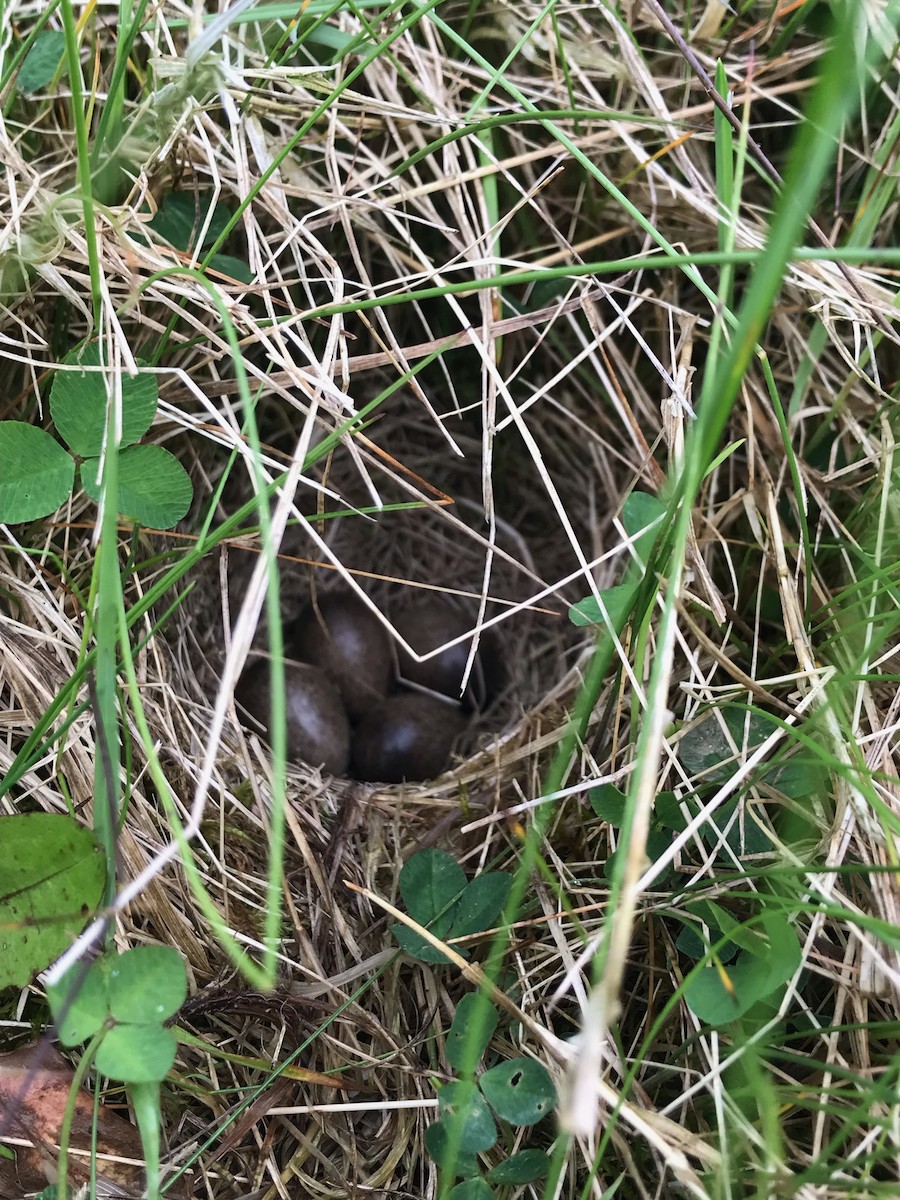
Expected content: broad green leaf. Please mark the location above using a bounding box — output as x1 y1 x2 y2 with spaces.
590 783 627 824
0 422 74 524
479 1058 556 1126
106 945 186 1025
149 192 232 252
759 912 802 992
487 1149 549 1184
424 1121 480 1179
446 994 499 1072
683 915 799 1025
47 959 109 1046
50 345 158 457
391 923 460 964
398 849 467 928
716 795 772 857
393 853 510 964
620 491 666 565
206 253 254 284
683 958 769 1025
678 708 773 784
447 872 511 940
18 30 67 93
448 1180 493 1200
654 790 691 831
438 1080 498 1153
94 1024 177 1083
81 445 193 529
0 814 105 987
766 752 828 802
568 582 636 629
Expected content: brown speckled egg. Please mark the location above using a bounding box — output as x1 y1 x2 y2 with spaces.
351 693 468 783
236 660 350 775
291 593 392 722
393 600 504 710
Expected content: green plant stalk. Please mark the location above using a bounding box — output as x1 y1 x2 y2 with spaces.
134 266 287 986
129 1081 162 1199
115 597 271 988
296 245 900 325
56 1028 104 1200
89 1074 101 1200
550 9 579 133
60 0 122 902
714 60 734 263
393 108 675 176
59 0 101 325
546 2 878 1178
91 382 124 908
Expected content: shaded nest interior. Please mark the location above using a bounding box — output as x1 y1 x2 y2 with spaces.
173 364 615 785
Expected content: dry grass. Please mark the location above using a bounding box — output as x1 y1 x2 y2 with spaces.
2 1 900 1197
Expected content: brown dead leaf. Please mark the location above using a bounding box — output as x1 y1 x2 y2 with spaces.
0 1042 144 1198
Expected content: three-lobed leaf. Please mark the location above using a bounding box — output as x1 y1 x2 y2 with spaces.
0 422 75 524
48 945 187 1083
392 851 511 965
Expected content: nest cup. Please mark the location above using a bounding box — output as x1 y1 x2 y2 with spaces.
178 374 602 793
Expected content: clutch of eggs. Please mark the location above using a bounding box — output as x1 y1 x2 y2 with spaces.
235 592 503 782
